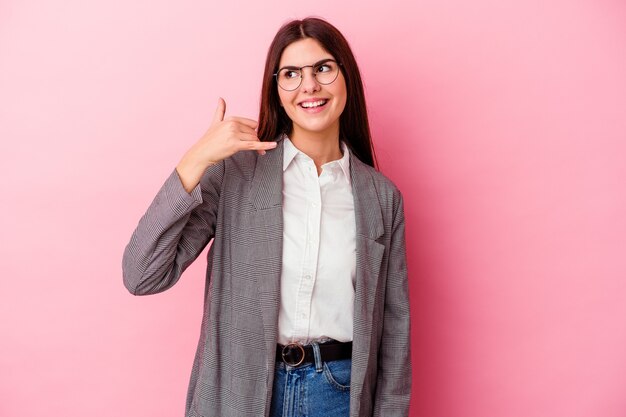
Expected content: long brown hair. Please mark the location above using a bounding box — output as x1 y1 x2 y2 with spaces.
257 17 377 168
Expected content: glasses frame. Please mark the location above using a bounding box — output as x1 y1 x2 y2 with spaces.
273 59 342 91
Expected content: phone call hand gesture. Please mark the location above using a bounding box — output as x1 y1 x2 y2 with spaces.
176 98 277 193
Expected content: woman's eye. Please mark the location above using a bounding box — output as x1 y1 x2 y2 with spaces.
316 64 331 73
284 70 299 79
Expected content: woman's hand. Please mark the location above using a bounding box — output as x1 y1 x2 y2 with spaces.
176 98 277 193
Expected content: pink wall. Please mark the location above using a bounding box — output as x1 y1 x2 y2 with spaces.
1 0 625 416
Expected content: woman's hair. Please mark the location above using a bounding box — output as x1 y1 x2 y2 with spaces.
257 17 377 168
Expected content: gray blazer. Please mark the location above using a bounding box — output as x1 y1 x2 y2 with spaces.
122 137 411 417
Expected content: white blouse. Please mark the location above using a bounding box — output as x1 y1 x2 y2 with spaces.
278 137 357 345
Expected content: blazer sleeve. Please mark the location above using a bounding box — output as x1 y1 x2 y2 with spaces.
373 191 412 416
122 162 225 295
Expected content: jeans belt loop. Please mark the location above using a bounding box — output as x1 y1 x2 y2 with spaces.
311 342 323 373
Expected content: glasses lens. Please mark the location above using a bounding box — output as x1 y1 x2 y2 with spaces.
277 69 301 91
315 61 339 85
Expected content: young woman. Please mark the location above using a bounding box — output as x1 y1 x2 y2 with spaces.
123 17 411 417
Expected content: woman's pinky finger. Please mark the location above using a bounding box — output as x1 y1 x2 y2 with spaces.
256 141 278 155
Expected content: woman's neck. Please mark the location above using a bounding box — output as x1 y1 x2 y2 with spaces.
289 127 343 171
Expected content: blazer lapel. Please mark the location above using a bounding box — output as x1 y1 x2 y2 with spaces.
251 142 283 211
349 156 386 412
351 156 384 241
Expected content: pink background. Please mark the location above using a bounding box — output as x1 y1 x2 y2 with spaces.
2 0 626 416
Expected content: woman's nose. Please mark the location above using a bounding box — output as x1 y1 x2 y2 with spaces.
300 69 321 93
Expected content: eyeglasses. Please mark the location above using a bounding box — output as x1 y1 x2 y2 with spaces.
274 59 342 91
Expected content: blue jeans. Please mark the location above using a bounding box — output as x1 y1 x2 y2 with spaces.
269 342 351 417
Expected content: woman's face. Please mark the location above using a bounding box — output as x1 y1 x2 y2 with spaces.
277 38 347 141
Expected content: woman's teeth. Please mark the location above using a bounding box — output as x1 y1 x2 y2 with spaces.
300 100 328 108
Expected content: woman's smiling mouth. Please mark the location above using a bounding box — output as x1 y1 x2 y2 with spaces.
299 98 329 111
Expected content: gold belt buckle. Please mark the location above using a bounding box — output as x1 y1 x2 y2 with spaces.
281 342 305 366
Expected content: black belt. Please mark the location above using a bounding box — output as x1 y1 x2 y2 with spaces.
276 341 352 367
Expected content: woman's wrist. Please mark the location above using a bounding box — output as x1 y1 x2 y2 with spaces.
176 154 215 193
